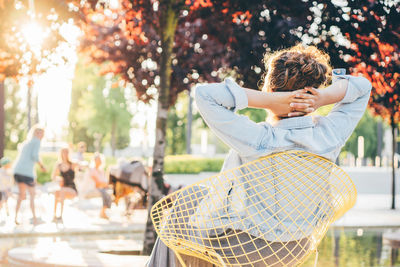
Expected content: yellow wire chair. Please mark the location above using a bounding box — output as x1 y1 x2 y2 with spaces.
151 151 357 267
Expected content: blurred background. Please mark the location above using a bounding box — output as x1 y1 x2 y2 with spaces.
0 0 399 266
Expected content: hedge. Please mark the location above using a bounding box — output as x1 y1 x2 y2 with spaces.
164 155 224 174
3 150 223 183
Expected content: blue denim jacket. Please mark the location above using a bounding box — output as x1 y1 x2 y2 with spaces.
195 71 372 166
192 71 371 241
13 137 41 179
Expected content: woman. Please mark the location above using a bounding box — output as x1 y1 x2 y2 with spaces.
148 44 372 266
13 125 46 225
0 157 13 220
88 153 112 219
52 148 78 222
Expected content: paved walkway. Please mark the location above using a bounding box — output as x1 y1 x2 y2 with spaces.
1 186 399 239
2 176 400 266
7 240 149 267
165 172 400 228
334 194 400 228
0 188 147 237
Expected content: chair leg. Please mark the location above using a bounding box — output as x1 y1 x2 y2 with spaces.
175 253 217 267
313 249 319 267
175 252 187 267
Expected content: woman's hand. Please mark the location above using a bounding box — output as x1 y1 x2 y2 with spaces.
288 87 323 117
268 89 316 117
38 162 47 173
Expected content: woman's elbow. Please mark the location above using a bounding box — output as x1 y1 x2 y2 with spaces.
194 84 210 112
354 76 372 93
194 84 207 102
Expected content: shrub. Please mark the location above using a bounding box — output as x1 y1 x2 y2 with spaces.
4 150 224 182
164 155 224 174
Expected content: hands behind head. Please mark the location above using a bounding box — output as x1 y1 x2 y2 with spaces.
269 87 321 118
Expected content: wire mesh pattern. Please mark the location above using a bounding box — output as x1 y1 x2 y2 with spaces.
151 151 357 267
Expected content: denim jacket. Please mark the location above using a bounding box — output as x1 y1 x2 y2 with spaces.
195 71 372 166
191 70 372 242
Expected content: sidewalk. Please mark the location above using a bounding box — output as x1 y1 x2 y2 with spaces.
0 189 147 237
165 171 400 228
7 240 149 267
1 188 399 239
334 194 400 228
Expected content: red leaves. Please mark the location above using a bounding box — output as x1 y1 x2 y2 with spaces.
232 10 252 24
186 0 212 10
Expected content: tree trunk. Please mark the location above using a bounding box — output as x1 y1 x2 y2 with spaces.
391 121 397 210
377 121 383 159
0 81 5 158
111 120 116 157
142 2 179 255
186 89 193 154
34 93 39 124
27 84 32 130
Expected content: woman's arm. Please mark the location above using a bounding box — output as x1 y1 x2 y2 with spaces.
51 164 60 181
37 161 47 172
299 72 372 142
245 88 316 117
90 169 108 188
299 79 349 110
31 141 46 172
195 79 272 157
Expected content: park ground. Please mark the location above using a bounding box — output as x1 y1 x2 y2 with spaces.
0 167 399 266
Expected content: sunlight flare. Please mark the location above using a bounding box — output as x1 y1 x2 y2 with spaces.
21 22 46 49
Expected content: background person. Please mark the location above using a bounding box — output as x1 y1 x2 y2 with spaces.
0 157 13 220
51 148 79 222
88 153 111 219
74 141 87 163
13 125 46 225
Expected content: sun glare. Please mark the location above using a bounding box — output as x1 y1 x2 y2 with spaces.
21 22 46 48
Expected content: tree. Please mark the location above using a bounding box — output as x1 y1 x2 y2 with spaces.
343 110 378 160
311 0 399 209
69 60 99 151
0 0 79 156
86 74 132 155
4 79 27 150
69 60 132 154
166 94 187 156
76 0 316 253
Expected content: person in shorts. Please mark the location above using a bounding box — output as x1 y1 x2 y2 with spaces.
13 125 47 225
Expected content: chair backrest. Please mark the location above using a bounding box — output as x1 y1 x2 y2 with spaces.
151 151 357 267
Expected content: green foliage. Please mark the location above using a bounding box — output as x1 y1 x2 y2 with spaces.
4 79 27 150
69 60 132 153
343 110 378 159
238 108 267 123
164 155 224 174
69 60 98 151
315 105 379 159
35 153 59 184
166 105 187 155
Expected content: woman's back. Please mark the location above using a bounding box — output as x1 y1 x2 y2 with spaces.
148 45 372 267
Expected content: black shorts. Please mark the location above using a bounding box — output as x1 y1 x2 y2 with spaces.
0 191 9 201
14 174 35 187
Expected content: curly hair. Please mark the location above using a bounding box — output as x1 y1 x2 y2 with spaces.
262 44 332 92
